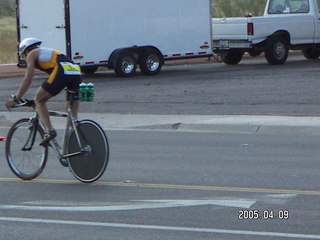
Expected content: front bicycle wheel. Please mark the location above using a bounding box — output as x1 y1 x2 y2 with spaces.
5 118 48 180
66 120 109 183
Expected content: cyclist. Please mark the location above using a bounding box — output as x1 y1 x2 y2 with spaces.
5 38 82 146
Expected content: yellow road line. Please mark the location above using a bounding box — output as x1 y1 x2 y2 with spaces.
1 177 319 196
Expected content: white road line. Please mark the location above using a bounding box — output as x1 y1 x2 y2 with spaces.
0 198 256 211
0 195 296 212
0 217 319 239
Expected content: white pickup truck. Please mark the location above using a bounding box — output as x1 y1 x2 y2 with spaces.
212 0 320 65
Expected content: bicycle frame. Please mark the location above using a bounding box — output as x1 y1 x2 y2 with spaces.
18 91 90 163
49 95 90 160
49 109 83 160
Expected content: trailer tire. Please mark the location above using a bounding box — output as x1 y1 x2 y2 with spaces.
221 50 243 65
114 50 137 77
264 36 288 65
139 49 163 75
302 47 320 59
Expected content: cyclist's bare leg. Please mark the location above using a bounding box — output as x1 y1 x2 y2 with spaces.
66 99 80 118
35 86 54 132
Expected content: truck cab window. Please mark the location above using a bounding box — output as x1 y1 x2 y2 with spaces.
268 0 309 13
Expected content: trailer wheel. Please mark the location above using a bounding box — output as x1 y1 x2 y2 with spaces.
221 50 243 65
264 36 288 65
302 47 320 59
139 49 163 75
114 50 137 77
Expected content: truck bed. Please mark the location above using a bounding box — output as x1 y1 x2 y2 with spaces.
212 17 249 40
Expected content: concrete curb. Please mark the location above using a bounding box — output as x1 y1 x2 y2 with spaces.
1 112 320 135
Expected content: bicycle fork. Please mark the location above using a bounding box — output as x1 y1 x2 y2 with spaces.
21 118 39 151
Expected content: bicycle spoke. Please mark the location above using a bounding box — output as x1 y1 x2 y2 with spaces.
5 118 48 180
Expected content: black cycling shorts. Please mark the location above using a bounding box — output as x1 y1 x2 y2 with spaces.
42 61 82 98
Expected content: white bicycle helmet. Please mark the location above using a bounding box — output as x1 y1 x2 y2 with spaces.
19 38 42 56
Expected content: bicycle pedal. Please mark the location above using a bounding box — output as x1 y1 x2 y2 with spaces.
40 129 57 146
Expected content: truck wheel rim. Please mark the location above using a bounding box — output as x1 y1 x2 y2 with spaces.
274 42 286 59
121 57 135 74
147 54 160 71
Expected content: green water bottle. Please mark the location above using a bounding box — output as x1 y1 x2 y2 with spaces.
87 82 94 102
79 83 88 101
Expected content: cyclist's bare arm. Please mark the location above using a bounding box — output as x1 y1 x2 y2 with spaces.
6 49 38 109
16 49 39 98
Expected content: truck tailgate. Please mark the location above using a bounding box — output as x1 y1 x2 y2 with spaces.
212 18 249 40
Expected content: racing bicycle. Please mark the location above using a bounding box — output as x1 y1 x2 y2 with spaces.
5 89 109 183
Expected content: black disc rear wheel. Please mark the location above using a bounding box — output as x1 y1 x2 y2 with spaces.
66 120 109 183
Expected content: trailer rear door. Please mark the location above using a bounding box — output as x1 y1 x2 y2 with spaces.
17 0 66 53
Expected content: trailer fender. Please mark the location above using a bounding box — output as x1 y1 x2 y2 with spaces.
137 46 164 65
137 47 164 75
108 48 128 69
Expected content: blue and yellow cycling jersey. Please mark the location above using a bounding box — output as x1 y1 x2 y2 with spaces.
36 47 82 96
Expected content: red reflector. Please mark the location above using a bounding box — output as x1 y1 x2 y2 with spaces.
200 45 210 49
173 54 181 57
85 62 94 65
186 53 194 56
73 56 84 60
248 23 254 35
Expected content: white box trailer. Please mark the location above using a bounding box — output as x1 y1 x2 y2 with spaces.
17 0 213 77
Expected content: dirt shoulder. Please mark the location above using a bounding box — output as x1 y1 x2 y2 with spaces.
0 64 25 78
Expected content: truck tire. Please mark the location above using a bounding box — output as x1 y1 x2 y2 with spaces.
114 50 137 77
302 47 320 59
264 36 289 65
221 50 243 65
139 49 163 75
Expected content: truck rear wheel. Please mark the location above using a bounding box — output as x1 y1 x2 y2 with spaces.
302 47 320 59
264 36 288 65
114 50 137 77
221 50 243 65
139 49 163 75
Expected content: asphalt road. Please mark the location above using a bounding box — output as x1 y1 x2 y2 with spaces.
0 130 319 240
1 53 320 116
0 54 319 239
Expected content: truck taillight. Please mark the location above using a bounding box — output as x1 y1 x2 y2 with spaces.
247 23 254 36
